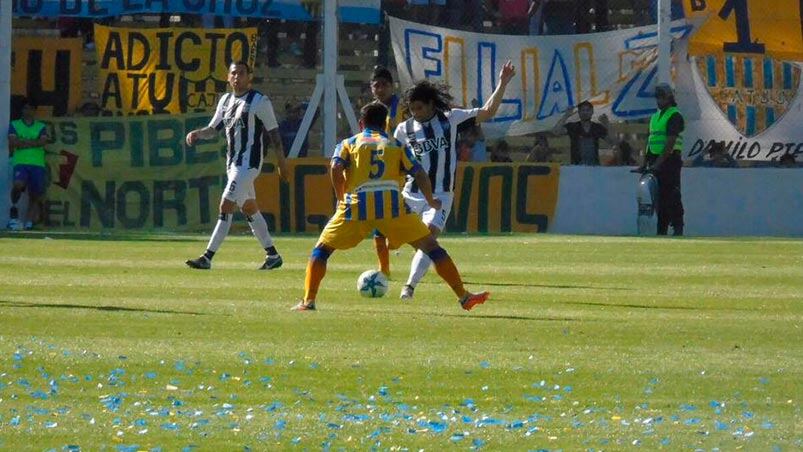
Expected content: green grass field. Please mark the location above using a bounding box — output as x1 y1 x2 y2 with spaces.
0 233 801 451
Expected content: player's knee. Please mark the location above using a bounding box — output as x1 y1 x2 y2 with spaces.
310 245 332 262
426 246 449 263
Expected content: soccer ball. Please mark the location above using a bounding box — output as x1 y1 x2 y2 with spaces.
357 270 389 298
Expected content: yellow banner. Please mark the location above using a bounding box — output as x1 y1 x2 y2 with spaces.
41 114 227 230
685 0 803 59
11 36 83 117
93 25 258 115
255 160 561 234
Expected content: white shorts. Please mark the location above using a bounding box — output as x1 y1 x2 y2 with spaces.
223 167 260 206
403 191 454 232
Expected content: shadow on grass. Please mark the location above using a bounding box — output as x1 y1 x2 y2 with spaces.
463 281 633 291
347 308 583 322
560 300 707 311
0 231 202 242
0 300 212 316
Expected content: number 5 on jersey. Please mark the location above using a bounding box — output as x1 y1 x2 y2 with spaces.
369 149 385 179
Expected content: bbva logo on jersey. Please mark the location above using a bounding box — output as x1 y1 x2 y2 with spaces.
694 54 800 137
411 136 449 156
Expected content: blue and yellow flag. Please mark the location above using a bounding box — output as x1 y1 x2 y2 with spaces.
685 0 803 60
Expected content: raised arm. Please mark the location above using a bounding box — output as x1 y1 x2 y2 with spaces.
475 61 516 123
550 106 574 136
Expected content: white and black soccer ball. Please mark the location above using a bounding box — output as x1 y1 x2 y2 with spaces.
357 270 388 298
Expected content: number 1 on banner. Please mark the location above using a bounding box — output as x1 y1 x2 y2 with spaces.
718 0 766 54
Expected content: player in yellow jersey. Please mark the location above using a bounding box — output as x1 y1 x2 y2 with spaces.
292 102 489 312
369 66 408 278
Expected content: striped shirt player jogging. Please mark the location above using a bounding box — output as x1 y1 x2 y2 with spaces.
209 89 279 170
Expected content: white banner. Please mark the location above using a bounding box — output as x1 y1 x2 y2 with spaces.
390 17 695 138
391 17 803 161
676 51 803 162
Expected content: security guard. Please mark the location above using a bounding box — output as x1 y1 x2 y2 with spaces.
641 83 684 236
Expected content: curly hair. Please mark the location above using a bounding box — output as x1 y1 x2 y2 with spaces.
403 79 454 112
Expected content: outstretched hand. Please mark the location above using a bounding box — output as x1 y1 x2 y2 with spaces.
499 60 516 85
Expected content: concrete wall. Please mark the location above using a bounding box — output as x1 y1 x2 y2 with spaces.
552 167 803 237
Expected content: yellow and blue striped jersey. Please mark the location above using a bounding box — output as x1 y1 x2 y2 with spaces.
332 128 421 221
384 95 408 135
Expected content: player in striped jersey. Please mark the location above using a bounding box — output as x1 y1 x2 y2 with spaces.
395 61 516 299
184 61 289 270
292 102 489 311
370 66 409 278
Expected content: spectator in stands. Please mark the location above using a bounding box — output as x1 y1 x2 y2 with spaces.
407 0 447 25
529 0 547 35
458 120 488 162
490 140 514 162
779 152 797 168
541 0 576 34
552 101 616 165
496 0 531 34
279 102 309 158
573 0 609 33
692 141 738 168
444 0 485 31
525 133 556 162
7 99 50 231
607 139 638 166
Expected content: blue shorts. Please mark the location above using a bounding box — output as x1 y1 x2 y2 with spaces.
373 229 385 239
13 164 47 196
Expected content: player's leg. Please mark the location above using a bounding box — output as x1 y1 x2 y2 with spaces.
293 243 334 311
402 193 453 299
243 200 283 269
408 233 489 311
186 169 239 269
241 169 282 269
373 230 391 277
292 210 366 311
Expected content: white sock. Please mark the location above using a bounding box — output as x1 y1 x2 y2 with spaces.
406 249 431 287
205 213 232 255
247 213 274 249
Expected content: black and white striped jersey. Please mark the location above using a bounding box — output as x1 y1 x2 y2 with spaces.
393 108 478 194
208 89 279 170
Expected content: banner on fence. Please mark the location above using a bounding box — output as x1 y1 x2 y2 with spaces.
254 160 561 234
41 114 227 231
94 25 257 115
390 16 696 138
38 120 559 233
11 36 83 117
12 0 380 24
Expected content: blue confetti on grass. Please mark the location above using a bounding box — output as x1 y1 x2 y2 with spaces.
161 422 179 431
742 411 754 420
680 404 697 412
761 421 774 430
472 438 485 449
144 372 157 380
479 361 490 369
450 432 465 442
10 416 21 426
31 390 49 400
684 418 701 425
715 420 728 431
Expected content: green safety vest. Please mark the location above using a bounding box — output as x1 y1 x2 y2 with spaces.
10 119 47 167
647 106 684 156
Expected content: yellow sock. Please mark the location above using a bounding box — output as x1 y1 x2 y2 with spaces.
375 237 391 277
304 258 327 302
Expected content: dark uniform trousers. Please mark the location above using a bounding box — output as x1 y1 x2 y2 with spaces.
651 152 684 236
